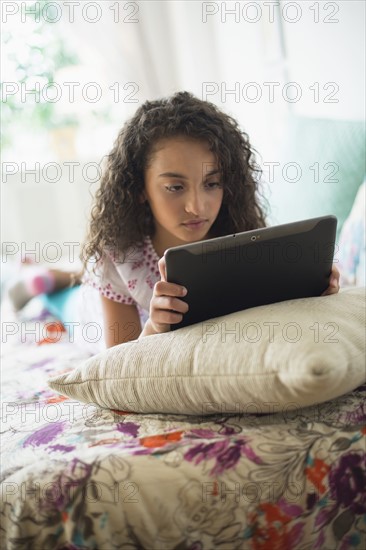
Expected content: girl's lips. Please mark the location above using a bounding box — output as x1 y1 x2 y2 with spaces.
182 220 207 230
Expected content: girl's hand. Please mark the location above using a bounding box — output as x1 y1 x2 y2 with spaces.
321 264 340 296
141 256 189 337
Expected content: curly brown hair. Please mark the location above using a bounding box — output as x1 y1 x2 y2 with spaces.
81 91 267 271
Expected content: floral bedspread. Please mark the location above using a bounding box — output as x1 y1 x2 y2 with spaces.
1 302 365 550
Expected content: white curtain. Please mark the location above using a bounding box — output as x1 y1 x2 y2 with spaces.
60 0 287 147
3 1 364 258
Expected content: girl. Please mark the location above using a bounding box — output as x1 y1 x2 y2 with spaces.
9 91 340 351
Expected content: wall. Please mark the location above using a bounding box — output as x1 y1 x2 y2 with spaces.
1 1 364 262
281 0 365 119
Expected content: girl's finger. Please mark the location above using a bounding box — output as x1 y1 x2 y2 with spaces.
153 310 183 325
332 264 340 281
153 295 189 314
158 256 167 282
154 281 187 298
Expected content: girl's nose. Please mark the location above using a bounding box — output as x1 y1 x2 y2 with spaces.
184 192 204 215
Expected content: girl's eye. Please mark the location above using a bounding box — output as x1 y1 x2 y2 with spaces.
206 182 222 189
165 185 183 192
164 182 222 192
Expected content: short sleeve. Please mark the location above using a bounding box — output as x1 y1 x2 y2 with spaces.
82 250 136 305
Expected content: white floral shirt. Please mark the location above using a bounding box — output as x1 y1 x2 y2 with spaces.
82 236 161 330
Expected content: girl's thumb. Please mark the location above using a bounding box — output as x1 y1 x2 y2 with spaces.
158 256 167 282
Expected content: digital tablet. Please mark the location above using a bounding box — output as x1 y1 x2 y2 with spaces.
165 215 337 330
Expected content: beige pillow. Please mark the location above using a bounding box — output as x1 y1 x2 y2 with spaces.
48 287 366 415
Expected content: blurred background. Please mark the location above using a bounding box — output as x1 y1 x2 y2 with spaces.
1 0 365 277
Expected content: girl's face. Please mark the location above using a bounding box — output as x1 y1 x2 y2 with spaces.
143 136 224 254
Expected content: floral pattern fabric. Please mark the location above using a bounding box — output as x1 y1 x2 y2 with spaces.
82 235 160 310
1 302 365 550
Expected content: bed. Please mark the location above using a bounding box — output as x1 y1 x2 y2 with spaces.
1 288 365 550
2 176 366 549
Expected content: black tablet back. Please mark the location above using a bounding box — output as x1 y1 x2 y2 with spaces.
165 216 337 330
